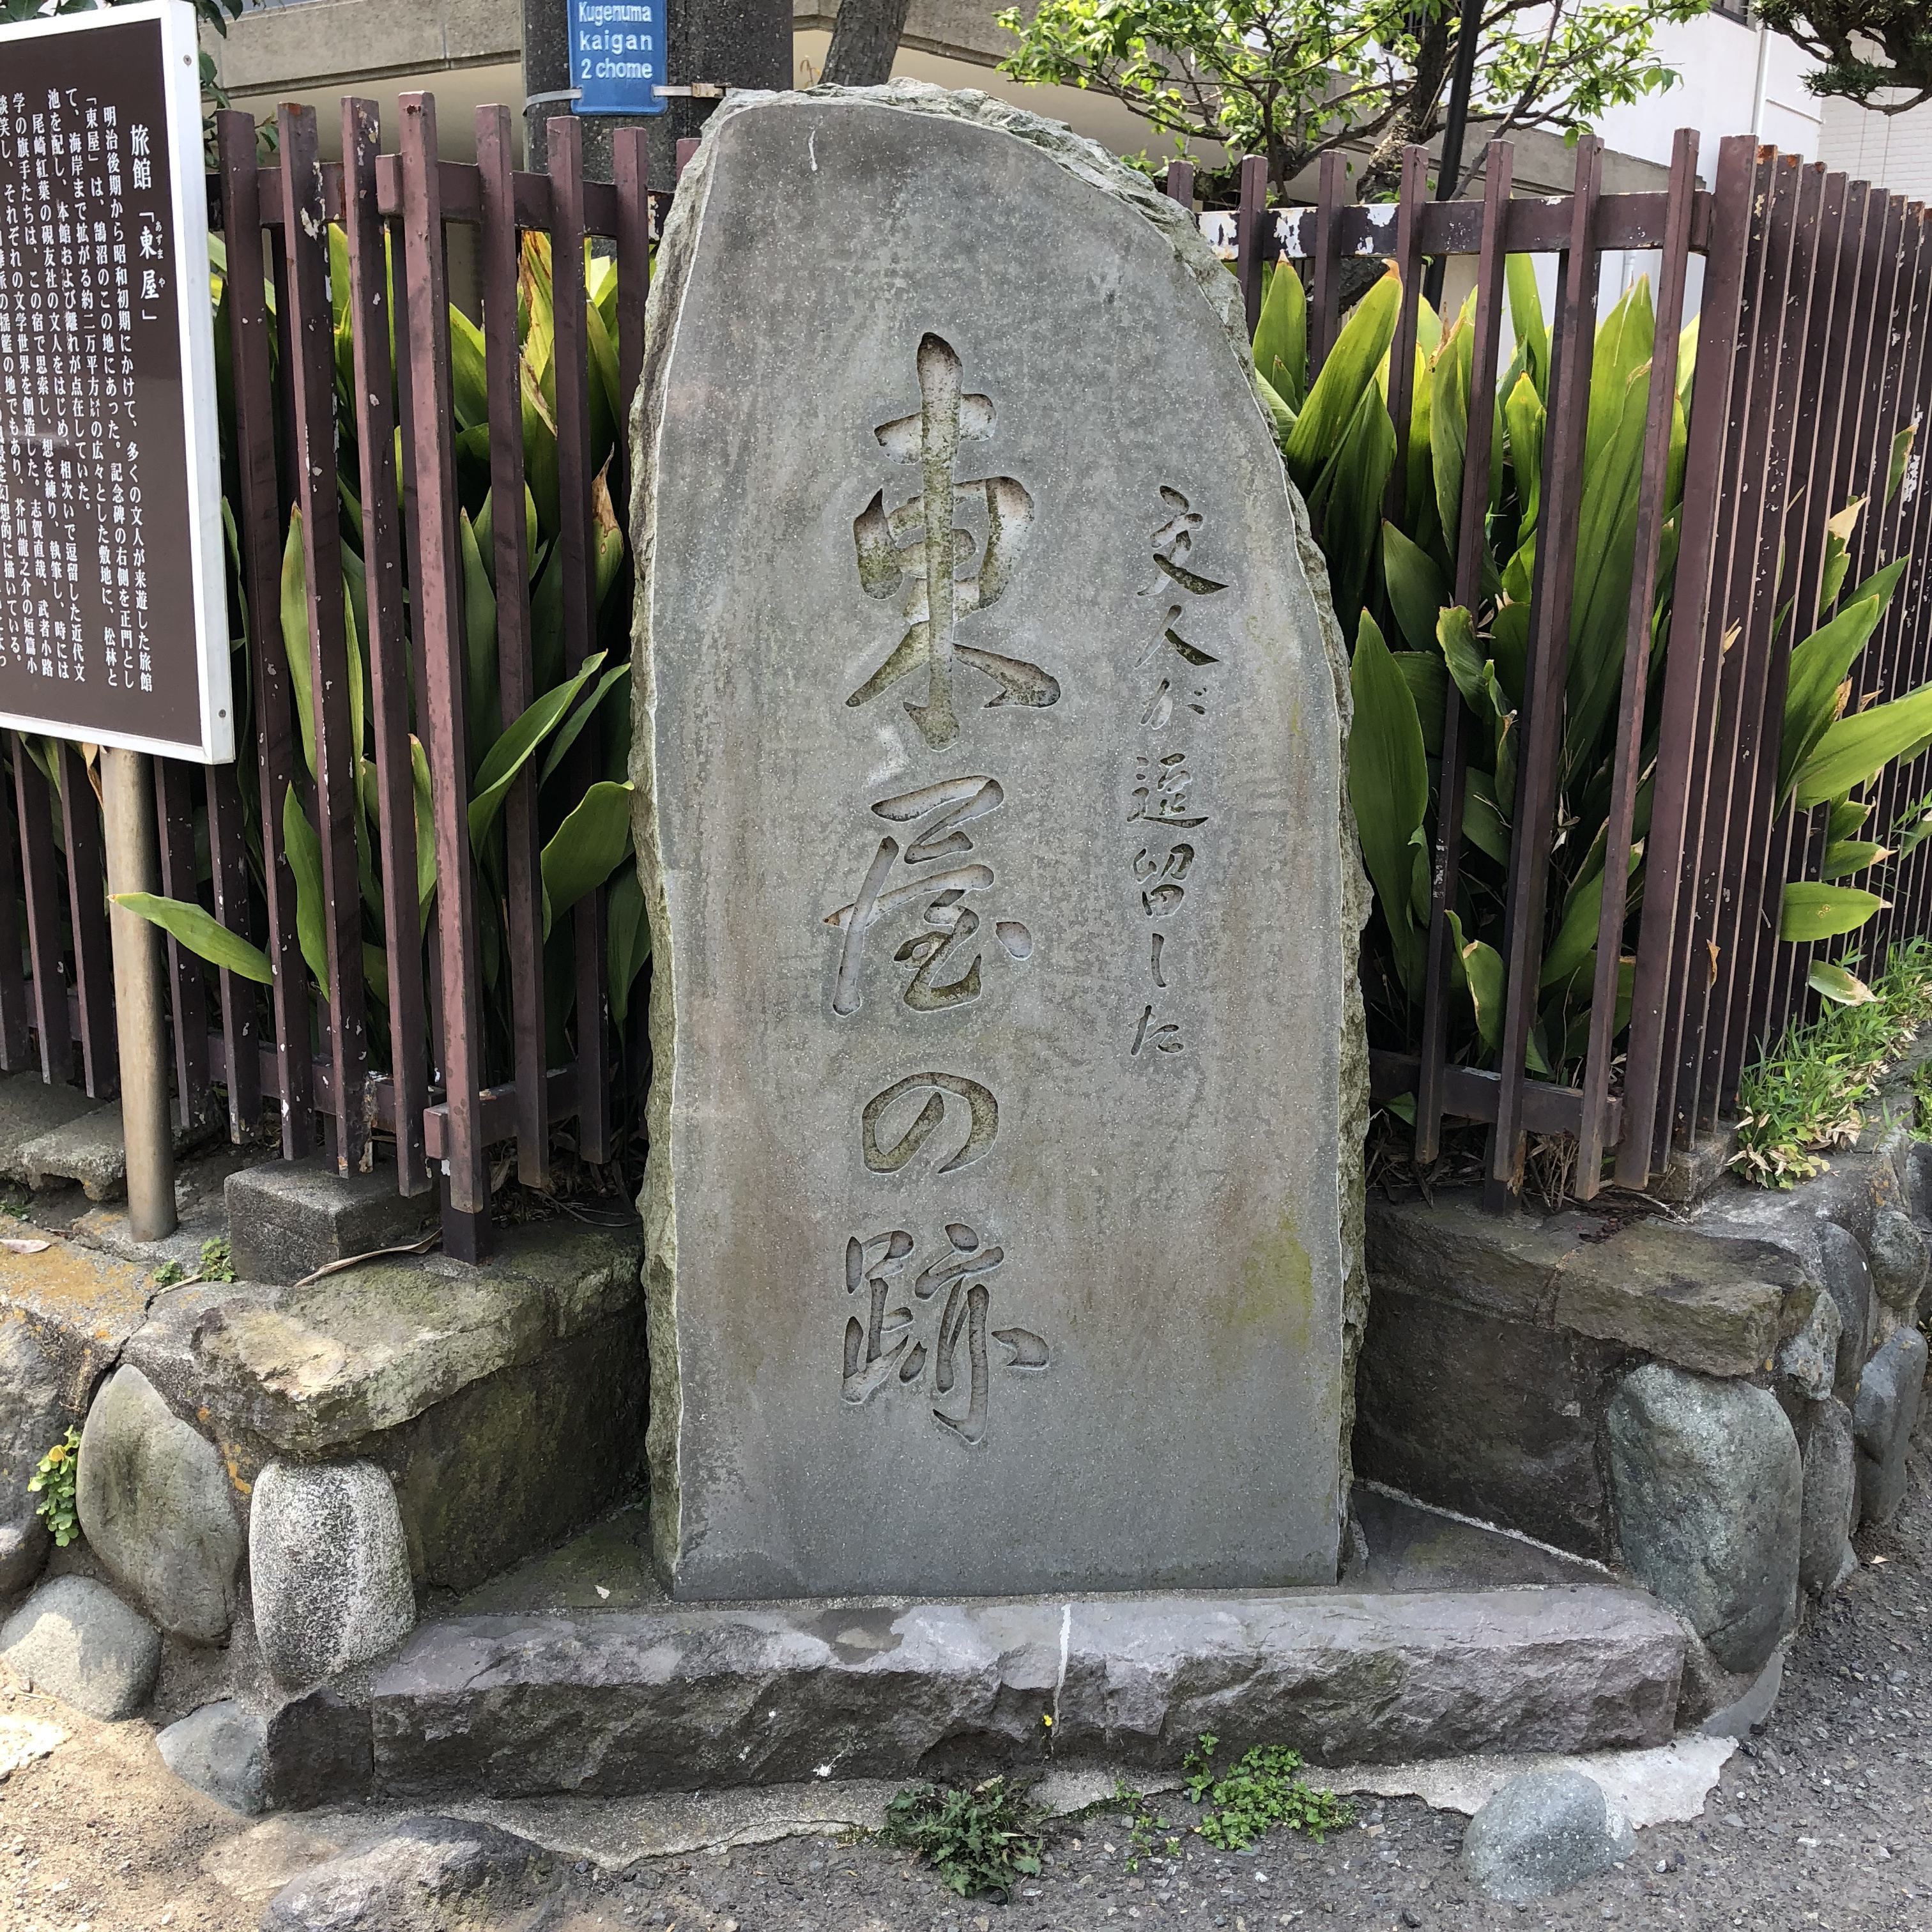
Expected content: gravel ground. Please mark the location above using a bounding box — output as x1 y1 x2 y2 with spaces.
4 1435 1930 1931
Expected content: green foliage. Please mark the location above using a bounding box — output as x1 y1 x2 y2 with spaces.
1181 1735 1353 1850
27 1427 80 1548
153 1238 237 1289
996 0 1700 195
1266 256 1929 1152
1112 1779 1183 1873
119 228 653 1126
878 1777 1045 1901
1759 0 1932 114
1734 940 1932 1185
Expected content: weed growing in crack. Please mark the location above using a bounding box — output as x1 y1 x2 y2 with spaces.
878 1775 1044 1900
1181 1735 1353 1851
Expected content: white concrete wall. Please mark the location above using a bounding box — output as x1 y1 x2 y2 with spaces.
1818 95 1932 199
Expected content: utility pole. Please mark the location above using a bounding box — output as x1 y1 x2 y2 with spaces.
523 0 791 185
1423 0 1484 310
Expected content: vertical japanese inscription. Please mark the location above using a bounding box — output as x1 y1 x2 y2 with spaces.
0 17 207 749
1126 486 1229 1059
829 332 1054 1448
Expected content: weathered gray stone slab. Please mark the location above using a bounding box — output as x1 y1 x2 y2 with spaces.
224 1153 438 1287
369 1584 1683 1798
631 81 1365 1598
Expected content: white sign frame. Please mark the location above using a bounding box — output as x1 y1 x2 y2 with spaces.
0 0 233 763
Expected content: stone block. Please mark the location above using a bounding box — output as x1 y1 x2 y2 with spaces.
1853 1324 1928 1526
1868 1204 1929 1317
634 84 1363 1598
157 1698 266 1814
1460 1771 1633 1902
385 1307 647 1593
0 1307 68 1593
1606 1363 1801 1676
250 1460 417 1689
223 1154 438 1288
0 1573 159 1718
261 1814 548 1932
1798 1397 1858 1597
75 1365 243 1641
1815 1221 1877 1404
1353 1284 1618 1560
263 1682 375 1813
17 1100 211 1202
1776 1290 1840 1402
369 1584 1684 1798
0 1071 101 1183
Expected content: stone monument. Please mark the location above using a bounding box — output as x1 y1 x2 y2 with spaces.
631 82 1367 1599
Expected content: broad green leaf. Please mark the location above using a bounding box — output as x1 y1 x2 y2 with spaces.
448 305 489 431
541 780 634 937
1841 555 1908 618
522 360 562 538
1793 678 1932 808
363 941 390 1009
1506 255 1549 399
540 662 631 784
1503 372 1544 537
1252 258 1306 412
1254 371 1296 443
1779 594 1882 804
280 510 318 780
1809 959 1878 1006
1779 880 1888 942
111 894 272 983
1317 382 1396 640
593 463 626 606
1827 797 1871 842
607 863 652 1029
1430 316 1472 558
1821 838 1889 878
1816 496 1864 618
282 785 330 995
410 736 438 924
1392 652 1446 758
585 282 622 473
1347 609 1429 998
474 483 539 591
1382 520 1448 654
459 510 502 760
1463 767 1509 862
467 651 610 845
1540 843 1639 988
1889 422 1917 505
1285 270 1400 494
1448 908 1504 1052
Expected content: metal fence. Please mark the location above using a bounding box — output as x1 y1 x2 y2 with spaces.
1197 132 1932 1204
1 105 1926 1243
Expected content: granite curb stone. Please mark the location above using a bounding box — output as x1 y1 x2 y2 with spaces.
368 1584 1685 1800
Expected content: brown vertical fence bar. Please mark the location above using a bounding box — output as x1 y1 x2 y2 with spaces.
13 742 68 1084
279 105 369 1175
61 742 115 1100
204 765 261 1140
1309 150 1347 379
1701 161 1825 1121
1487 134 1602 1202
153 760 210 1130
399 92 491 1259
1618 138 1761 1184
1160 159 1194 217
548 116 613 1166
217 108 313 1157
1383 147 1429 526
1573 128 1700 1198
478 103 549 1190
613 127 652 510
343 97 431 1197
1235 153 1268 339
1414 139 1513 1165
0 772 30 1071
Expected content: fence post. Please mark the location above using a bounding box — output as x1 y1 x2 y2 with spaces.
398 91 492 1261
278 104 370 1176
1616 136 1760 1189
1573 129 1701 1198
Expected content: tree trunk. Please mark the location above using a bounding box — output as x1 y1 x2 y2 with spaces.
820 0 918 85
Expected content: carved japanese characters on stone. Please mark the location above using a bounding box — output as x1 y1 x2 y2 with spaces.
847 332 1057 748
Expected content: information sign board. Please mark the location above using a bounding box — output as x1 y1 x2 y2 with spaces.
0 0 231 762
569 0 668 115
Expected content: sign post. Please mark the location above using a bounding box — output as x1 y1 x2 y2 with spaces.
0 0 234 1238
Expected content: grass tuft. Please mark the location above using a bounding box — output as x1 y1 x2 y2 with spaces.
1734 940 1932 1186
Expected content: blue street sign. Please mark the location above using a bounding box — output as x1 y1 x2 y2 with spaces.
569 0 667 114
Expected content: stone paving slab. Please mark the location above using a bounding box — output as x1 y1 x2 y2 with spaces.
369 1583 1685 1800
